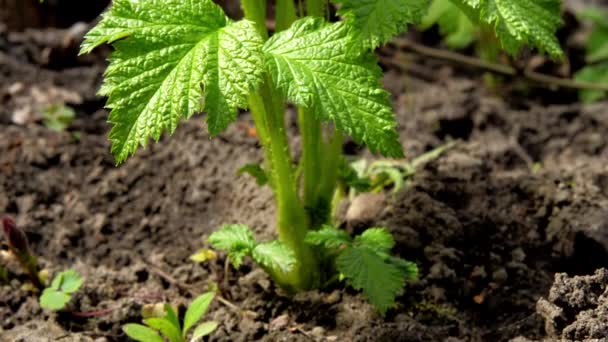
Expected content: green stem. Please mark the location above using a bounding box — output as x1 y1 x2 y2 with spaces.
317 130 343 206
251 80 319 291
306 0 326 17
241 0 268 39
276 0 298 32
477 24 501 90
298 107 322 215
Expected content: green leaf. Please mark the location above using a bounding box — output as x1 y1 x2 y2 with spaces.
252 241 296 273
208 224 256 268
355 227 395 254
189 249 217 263
333 0 430 48
450 0 563 57
50 272 63 290
336 246 407 314
144 318 183 342
238 164 269 186
389 257 419 280
183 292 215 337
164 303 181 332
56 270 83 294
123 324 165 342
578 8 608 29
587 28 608 63
305 225 352 249
80 0 264 163
39 288 71 311
575 62 608 103
421 0 476 49
190 321 219 341
338 159 373 192
263 17 403 158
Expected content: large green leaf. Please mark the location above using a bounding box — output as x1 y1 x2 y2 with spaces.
80 0 264 163
332 0 430 48
264 18 403 158
451 0 563 57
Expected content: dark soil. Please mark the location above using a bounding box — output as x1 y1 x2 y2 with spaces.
2 2 608 342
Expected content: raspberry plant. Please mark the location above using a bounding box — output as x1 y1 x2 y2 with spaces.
82 0 563 312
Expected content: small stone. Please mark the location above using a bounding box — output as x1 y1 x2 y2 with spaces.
492 268 508 284
511 248 526 262
310 326 325 338
324 290 341 304
346 193 386 225
326 336 338 342
269 314 289 331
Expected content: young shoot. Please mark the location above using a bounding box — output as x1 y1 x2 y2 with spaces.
81 0 563 312
123 292 218 342
40 269 83 311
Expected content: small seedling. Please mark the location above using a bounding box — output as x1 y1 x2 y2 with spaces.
574 8 608 103
2 216 43 290
81 0 563 312
341 142 455 196
123 292 218 342
305 225 418 313
41 103 76 132
39 269 83 311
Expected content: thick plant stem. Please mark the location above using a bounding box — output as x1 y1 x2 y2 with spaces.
241 0 268 38
297 108 322 220
276 0 297 32
250 80 319 290
306 0 326 17
297 0 343 228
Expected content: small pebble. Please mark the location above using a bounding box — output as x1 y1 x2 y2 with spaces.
269 314 289 331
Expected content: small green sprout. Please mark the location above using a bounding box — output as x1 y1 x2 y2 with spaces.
123 292 218 342
2 216 43 290
41 104 76 132
40 269 83 311
341 142 455 196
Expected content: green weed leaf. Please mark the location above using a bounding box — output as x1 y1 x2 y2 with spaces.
252 241 296 273
80 0 264 163
183 292 215 337
39 288 71 311
164 303 181 331
56 269 83 293
123 324 165 342
578 9 608 63
336 246 406 314
355 227 394 254
451 0 563 57
263 17 403 158
190 321 219 341
208 224 256 268
143 318 182 342
238 164 269 186
333 0 430 49
575 63 608 103
421 0 476 48
305 225 352 249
